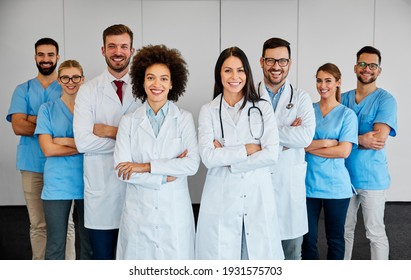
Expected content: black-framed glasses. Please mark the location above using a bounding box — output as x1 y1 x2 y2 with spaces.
263 57 290 67
59 75 82 84
356 62 379 70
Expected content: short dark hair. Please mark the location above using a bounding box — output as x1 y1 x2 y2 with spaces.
262 37 291 58
357 46 381 65
103 24 134 48
130 44 188 103
213 46 259 110
35 38 59 54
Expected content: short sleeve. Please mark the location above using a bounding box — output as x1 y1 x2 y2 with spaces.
338 107 358 148
6 84 29 122
35 103 53 136
374 93 397 137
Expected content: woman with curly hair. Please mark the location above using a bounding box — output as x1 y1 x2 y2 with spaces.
113 44 200 259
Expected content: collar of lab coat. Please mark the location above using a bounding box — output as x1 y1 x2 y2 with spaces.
132 101 182 139
259 79 292 115
210 93 244 129
102 69 135 112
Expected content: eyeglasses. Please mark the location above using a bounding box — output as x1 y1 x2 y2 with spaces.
356 62 379 70
59 75 82 84
263 57 290 67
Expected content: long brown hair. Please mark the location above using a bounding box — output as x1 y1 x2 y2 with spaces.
316 63 341 102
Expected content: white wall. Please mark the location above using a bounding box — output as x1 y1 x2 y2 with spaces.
1 0 410 205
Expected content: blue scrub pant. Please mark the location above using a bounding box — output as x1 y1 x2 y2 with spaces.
43 199 92 260
302 197 350 260
88 228 119 260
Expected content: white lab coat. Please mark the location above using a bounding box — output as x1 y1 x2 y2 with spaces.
196 94 284 260
258 80 315 239
114 102 200 260
73 70 141 229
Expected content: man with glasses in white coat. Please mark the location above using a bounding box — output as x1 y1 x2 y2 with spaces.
258 37 315 259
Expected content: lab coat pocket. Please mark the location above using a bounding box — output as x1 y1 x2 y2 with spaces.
200 174 223 215
83 154 113 192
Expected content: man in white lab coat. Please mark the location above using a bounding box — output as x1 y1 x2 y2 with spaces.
258 38 315 260
73 24 141 260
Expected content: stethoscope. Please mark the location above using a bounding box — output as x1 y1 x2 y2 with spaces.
219 93 264 146
258 82 294 110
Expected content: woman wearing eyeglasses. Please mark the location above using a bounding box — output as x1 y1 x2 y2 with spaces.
195 47 284 260
302 63 358 260
35 60 92 260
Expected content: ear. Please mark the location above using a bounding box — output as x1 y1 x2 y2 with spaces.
259 57 264 68
101 46 105 56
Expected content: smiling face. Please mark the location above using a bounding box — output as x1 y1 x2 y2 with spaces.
260 46 291 91
220 56 246 96
355 53 381 85
102 33 135 77
316 70 341 101
58 67 84 96
35 44 59 76
144 63 172 111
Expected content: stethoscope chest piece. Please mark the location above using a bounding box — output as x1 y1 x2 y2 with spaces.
286 103 294 109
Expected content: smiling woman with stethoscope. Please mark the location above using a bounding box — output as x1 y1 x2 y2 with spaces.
196 46 284 260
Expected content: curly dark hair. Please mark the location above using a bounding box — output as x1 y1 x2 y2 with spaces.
130 44 188 103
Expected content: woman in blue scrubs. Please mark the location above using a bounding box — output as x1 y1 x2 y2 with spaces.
302 63 358 260
35 60 92 259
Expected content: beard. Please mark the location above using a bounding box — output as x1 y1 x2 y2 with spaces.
36 62 57 76
105 56 131 73
357 74 377 85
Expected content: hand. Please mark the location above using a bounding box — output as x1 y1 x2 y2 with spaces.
213 140 222 148
359 130 385 150
167 176 177 182
245 143 261 156
177 149 188 158
27 115 37 124
115 162 150 180
93 123 118 139
53 137 76 148
290 117 302 127
324 139 339 148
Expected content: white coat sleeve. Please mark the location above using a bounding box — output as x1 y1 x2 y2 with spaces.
198 104 248 169
230 101 279 173
150 111 200 177
113 114 163 189
73 84 116 154
278 91 315 149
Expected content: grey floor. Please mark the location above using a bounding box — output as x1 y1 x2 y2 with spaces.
1 202 410 260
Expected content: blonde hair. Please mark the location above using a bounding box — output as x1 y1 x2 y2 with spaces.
58 59 84 76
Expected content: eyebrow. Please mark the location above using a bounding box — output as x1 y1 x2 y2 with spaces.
146 73 170 77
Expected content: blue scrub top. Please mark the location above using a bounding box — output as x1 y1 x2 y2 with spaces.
341 88 397 190
35 99 84 200
6 78 61 173
305 103 358 199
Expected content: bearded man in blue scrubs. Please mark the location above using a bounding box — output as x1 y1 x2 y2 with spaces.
341 46 397 260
